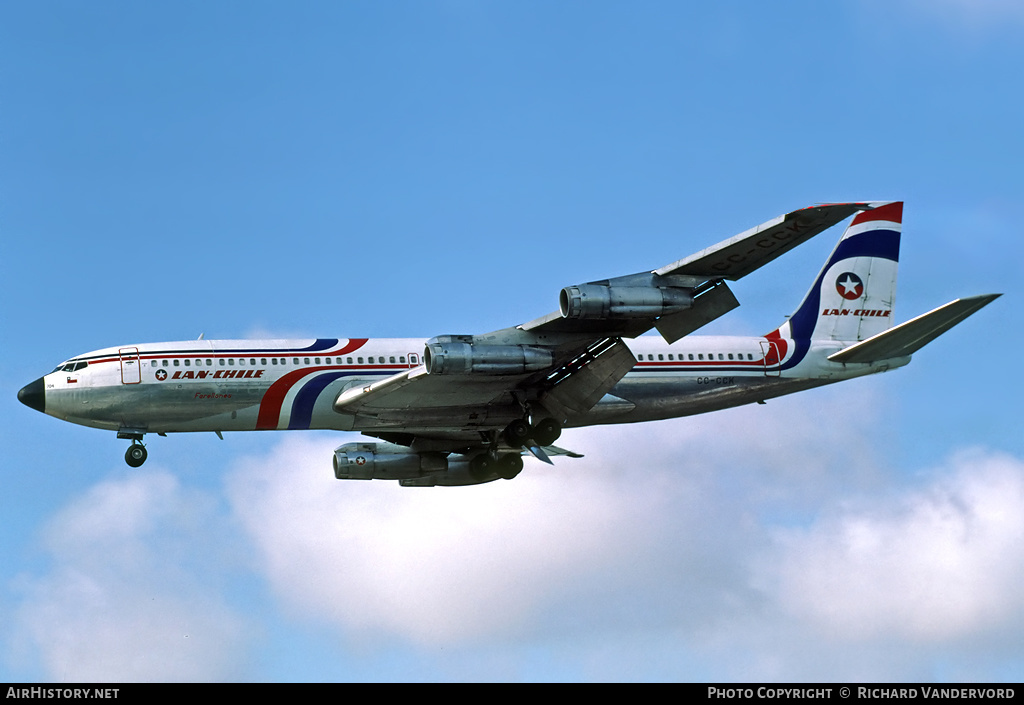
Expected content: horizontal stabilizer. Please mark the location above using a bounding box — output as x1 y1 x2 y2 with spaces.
828 294 1001 364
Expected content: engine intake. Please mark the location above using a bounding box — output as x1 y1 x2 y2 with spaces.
559 285 693 320
424 337 554 375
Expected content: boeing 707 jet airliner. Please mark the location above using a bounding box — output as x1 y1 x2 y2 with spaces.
18 201 999 486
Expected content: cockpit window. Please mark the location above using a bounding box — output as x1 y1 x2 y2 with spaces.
54 361 89 373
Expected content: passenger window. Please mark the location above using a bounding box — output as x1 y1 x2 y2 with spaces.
357 357 364 364
315 358 320 365
347 357 353 364
390 356 396 363
400 356 406 363
728 354 734 360
698 354 704 360
688 354 694 361
185 359 190 367
718 354 724 360
304 358 310 365
151 360 157 367
163 360 169 367
261 358 267 365
658 354 664 361
174 359 180 367
293 358 299 365
219 359 225 366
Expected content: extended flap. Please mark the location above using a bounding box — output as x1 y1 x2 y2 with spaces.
539 338 637 417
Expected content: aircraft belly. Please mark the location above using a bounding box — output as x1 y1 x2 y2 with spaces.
49 383 264 432
568 374 826 426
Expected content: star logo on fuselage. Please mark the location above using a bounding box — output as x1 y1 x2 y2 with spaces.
836 272 864 300
155 369 168 381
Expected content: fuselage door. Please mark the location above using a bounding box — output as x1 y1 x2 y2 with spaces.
407 352 420 368
759 340 781 377
119 347 142 384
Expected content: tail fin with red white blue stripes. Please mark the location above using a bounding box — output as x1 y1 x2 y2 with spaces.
775 201 902 342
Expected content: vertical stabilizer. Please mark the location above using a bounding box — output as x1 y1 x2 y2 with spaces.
776 201 902 342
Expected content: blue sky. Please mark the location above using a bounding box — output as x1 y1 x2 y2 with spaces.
2 1 1022 682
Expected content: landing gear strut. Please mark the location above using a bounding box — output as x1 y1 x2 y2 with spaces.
125 442 148 468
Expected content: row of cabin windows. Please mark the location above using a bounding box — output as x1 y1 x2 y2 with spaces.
149 355 413 368
637 353 756 362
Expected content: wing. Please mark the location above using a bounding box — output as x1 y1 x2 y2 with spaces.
334 202 874 452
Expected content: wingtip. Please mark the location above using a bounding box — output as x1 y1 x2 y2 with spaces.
961 292 1002 304
851 201 903 226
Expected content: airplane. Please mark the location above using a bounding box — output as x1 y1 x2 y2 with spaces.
18 201 999 486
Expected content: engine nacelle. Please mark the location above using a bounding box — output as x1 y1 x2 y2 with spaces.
424 336 554 375
333 442 447 480
559 285 693 320
332 442 518 487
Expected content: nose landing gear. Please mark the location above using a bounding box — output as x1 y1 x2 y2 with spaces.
124 442 148 468
118 430 148 467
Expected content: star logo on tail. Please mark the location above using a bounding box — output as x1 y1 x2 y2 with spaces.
836 272 864 300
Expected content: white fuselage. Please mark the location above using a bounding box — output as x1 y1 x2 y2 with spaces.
37 334 906 437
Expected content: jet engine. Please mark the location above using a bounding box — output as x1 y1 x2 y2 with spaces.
333 442 448 480
423 336 554 375
332 442 522 486
559 284 693 320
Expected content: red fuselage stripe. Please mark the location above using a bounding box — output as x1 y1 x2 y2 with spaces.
255 338 368 430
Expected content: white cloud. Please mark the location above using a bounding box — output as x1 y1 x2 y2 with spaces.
220 384 891 652
10 382 1023 681
9 471 251 682
224 434 658 645
223 385 1024 680
768 448 1024 643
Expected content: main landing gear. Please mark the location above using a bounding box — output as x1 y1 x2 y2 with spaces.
469 416 563 482
469 451 524 481
502 416 562 448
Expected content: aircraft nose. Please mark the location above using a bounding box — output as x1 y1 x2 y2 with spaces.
17 377 46 413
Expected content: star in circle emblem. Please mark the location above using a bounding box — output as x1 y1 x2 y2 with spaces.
835 272 864 300
155 369 168 381
355 456 366 466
